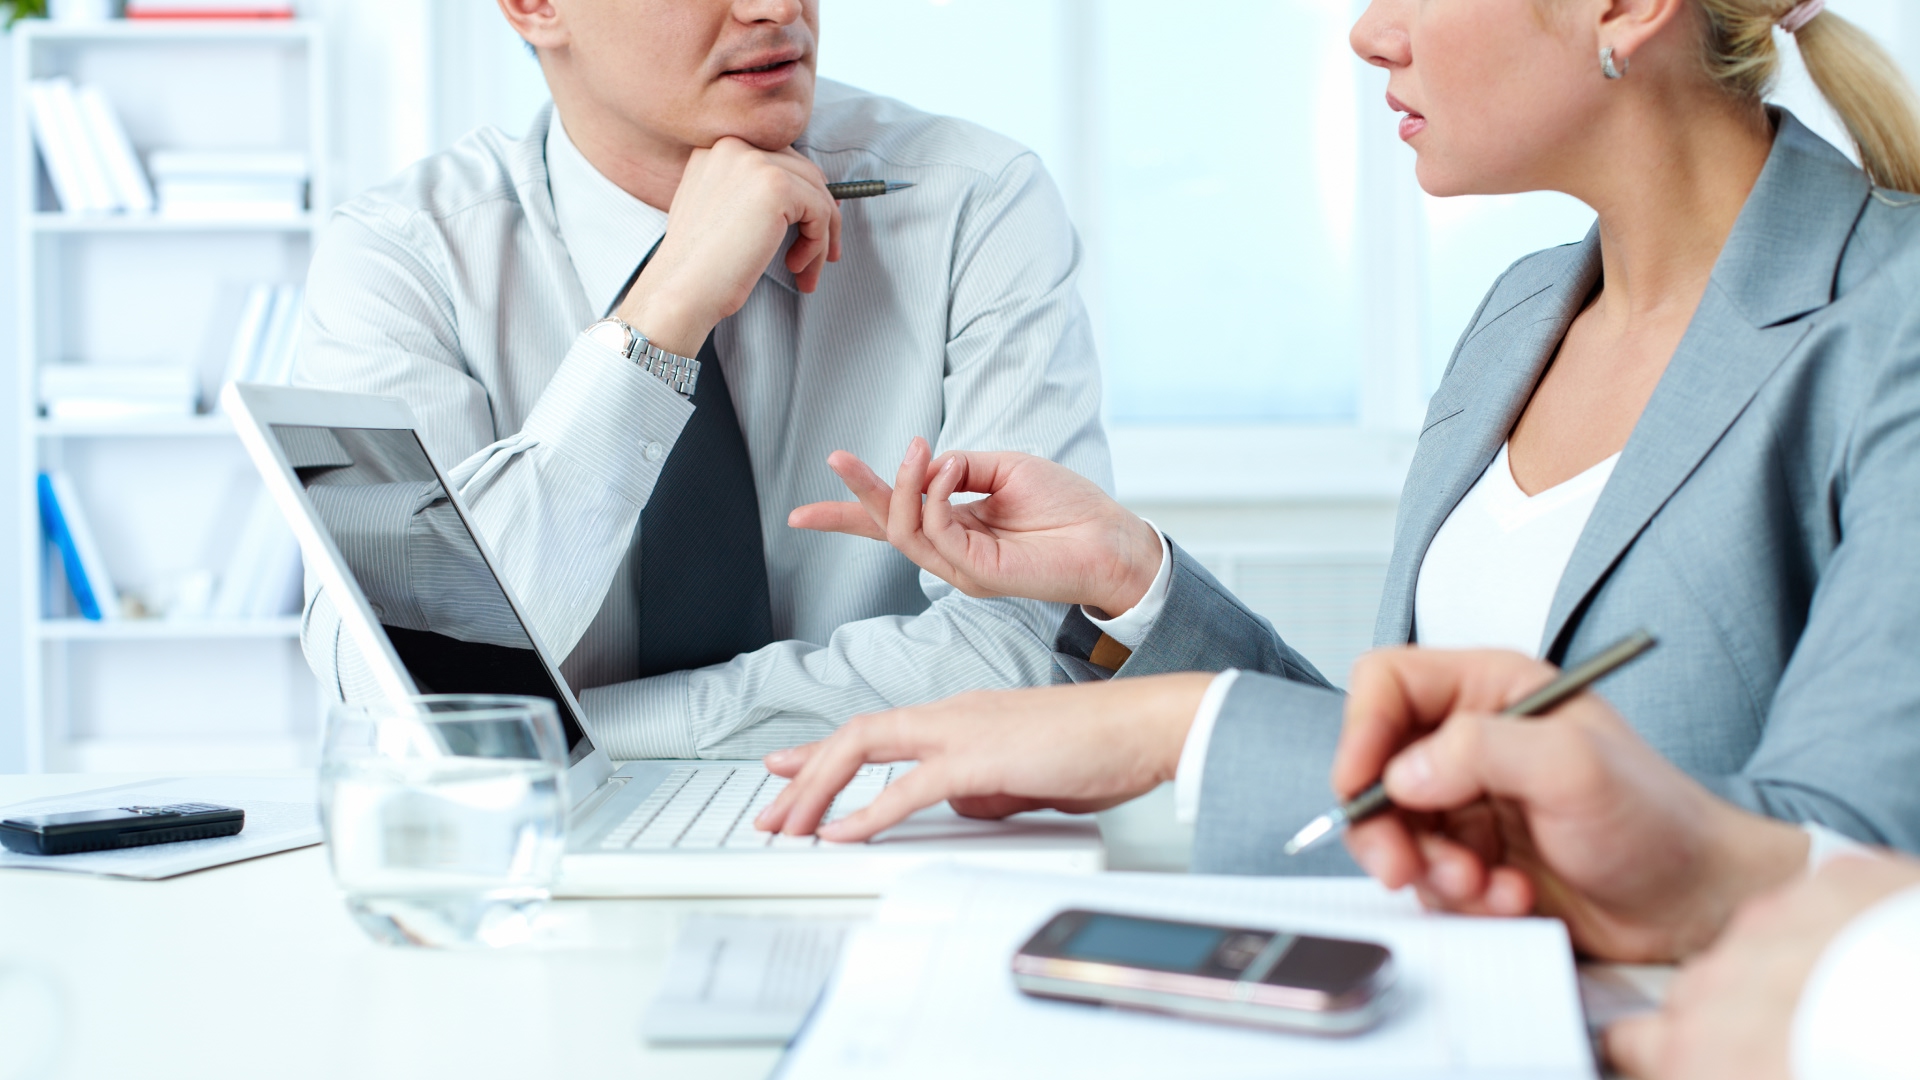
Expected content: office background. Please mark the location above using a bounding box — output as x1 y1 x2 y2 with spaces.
1 0 1914 774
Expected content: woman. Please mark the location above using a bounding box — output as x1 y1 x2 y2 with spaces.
754 0 1920 881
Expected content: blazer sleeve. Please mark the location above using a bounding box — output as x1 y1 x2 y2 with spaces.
1190 672 1359 876
1052 540 1336 687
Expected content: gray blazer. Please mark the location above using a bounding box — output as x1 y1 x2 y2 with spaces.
1056 111 1920 874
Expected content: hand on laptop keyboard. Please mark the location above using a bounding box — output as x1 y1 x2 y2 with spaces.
599 765 897 851
752 676 1215 843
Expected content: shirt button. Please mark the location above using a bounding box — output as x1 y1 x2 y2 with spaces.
643 441 666 463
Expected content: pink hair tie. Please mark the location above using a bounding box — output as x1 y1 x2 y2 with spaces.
1778 0 1825 34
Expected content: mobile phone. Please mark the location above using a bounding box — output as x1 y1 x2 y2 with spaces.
1011 908 1396 1035
0 803 245 856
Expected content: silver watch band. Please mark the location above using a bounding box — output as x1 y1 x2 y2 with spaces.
588 317 701 398
634 338 701 398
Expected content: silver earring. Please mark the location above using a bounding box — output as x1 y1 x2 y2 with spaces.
1601 46 1629 80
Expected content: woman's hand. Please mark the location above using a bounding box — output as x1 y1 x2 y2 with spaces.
1606 854 1920 1080
1336 647 1809 962
786 438 1164 616
752 674 1213 842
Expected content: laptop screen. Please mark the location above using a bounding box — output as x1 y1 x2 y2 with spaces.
267 423 590 763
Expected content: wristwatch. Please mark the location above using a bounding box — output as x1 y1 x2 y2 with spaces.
585 316 701 398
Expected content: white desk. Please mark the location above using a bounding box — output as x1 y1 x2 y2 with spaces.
0 773 1662 1080
0 772 1192 1080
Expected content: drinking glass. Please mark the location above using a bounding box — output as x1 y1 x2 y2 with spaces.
319 695 569 948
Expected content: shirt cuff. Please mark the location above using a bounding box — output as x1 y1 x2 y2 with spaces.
519 332 695 509
1804 823 1869 874
1173 668 1241 825
1083 522 1171 652
1790 882 1920 1080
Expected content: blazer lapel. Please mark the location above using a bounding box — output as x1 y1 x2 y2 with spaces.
1537 110 1870 660
1376 236 1601 645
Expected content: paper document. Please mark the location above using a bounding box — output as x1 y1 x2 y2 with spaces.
644 915 864 1045
780 866 1595 1080
0 775 320 880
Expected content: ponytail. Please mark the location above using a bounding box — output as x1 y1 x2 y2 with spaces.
1695 2 1920 193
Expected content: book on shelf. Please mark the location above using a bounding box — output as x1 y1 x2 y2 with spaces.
219 283 305 400
123 1 296 17
38 363 199 420
148 151 308 220
27 78 155 216
206 489 304 620
37 472 121 622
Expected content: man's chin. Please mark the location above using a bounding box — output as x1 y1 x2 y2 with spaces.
709 90 813 151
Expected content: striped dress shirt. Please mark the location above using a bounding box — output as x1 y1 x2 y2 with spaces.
295 80 1111 759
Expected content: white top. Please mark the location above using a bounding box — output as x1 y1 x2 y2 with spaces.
1793 881 1920 1080
1144 443 1619 823
1413 443 1620 654
295 85 1110 759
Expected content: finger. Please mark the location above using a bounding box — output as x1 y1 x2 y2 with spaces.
1603 1013 1668 1079
1383 708 1611 817
818 766 951 842
781 714 924 836
824 450 895 528
1415 830 1491 903
828 199 843 263
787 501 888 541
763 742 817 779
1483 866 1536 915
1344 814 1426 889
920 453 979 568
885 439 961 581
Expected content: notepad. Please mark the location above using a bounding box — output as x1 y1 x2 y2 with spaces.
643 915 864 1045
780 866 1595 1080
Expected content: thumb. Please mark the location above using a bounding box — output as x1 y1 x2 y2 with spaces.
1383 710 1591 814
1603 1013 1668 1079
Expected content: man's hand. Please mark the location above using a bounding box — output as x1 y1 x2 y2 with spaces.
617 137 841 355
1606 854 1920 1080
751 674 1212 842
786 439 1163 617
1337 647 1809 962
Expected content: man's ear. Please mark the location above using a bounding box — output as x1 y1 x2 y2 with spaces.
497 0 569 54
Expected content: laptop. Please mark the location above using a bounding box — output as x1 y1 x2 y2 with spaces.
223 383 1105 897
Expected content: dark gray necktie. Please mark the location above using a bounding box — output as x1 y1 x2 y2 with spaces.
609 243 775 677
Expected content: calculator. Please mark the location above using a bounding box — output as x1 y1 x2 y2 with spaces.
0 802 245 856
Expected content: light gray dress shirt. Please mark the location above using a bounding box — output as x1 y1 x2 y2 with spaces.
295 80 1110 758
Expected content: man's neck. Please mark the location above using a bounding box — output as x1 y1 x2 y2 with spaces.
553 103 691 213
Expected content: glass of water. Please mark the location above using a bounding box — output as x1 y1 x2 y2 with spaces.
319 695 569 948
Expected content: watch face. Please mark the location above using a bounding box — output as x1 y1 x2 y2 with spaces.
586 319 630 354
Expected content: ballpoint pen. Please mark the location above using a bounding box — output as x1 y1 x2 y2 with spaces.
826 180 915 199
1282 628 1660 857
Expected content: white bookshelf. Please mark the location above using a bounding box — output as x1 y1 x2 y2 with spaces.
12 19 330 773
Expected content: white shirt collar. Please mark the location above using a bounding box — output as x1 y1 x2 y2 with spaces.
545 114 671 317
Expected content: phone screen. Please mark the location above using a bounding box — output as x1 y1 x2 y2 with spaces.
1059 914 1231 973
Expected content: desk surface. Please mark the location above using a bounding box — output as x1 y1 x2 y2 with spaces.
0 772 1195 1080
0 773 1663 1080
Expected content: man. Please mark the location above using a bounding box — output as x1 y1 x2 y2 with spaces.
294 0 1108 756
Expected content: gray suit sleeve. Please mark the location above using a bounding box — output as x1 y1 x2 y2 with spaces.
1052 541 1336 686
1191 673 1359 876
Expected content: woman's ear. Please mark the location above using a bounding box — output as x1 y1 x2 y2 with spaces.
496 0 570 55
1594 0 1695 69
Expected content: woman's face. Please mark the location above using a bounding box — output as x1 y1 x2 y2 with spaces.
1351 0 1609 197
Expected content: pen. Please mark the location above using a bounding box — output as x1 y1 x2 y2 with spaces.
1282 628 1659 857
827 180 915 200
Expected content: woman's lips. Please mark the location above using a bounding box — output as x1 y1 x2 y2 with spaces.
1386 92 1427 142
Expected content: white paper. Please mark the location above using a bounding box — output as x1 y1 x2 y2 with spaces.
0 776 320 880
780 866 1596 1080
643 915 863 1045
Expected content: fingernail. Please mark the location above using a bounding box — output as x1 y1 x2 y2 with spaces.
766 748 795 765
1432 858 1471 898
818 822 848 841
1352 842 1388 880
1385 744 1434 795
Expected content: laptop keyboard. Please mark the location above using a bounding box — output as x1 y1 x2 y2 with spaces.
597 764 898 851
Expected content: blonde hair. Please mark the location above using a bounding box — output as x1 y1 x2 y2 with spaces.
1696 1 1920 193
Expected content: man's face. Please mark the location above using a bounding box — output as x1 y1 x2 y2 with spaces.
553 0 819 152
